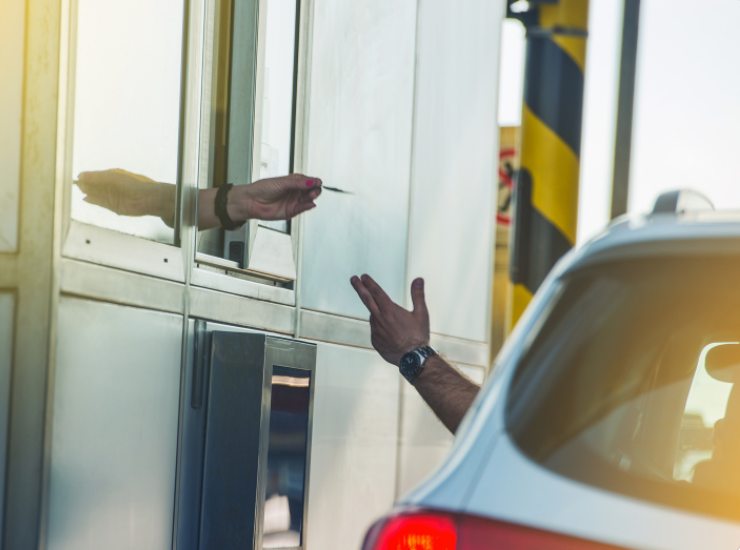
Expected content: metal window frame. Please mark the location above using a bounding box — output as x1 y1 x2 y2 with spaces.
198 0 304 283
57 0 199 282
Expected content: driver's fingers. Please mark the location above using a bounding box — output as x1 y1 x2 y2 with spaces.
351 276 381 318
360 274 395 312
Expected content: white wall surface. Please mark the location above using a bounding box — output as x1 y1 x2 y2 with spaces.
300 0 417 318
47 298 182 550
0 0 24 251
405 0 502 342
0 293 14 539
305 343 400 549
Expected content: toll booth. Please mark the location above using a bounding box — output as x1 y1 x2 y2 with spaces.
1 0 500 548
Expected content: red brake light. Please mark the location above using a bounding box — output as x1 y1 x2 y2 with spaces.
363 512 457 550
362 509 625 550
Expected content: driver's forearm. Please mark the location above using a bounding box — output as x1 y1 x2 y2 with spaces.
411 355 480 433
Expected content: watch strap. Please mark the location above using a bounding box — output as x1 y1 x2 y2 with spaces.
215 183 245 230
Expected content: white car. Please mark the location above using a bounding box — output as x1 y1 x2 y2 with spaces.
362 191 740 550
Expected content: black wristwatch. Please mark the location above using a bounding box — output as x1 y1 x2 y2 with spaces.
399 345 436 383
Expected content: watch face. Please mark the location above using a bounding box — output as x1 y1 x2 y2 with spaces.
399 347 435 383
400 352 420 371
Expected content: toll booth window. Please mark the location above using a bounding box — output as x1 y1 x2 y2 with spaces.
69 0 184 244
262 365 310 548
196 0 299 283
253 0 299 234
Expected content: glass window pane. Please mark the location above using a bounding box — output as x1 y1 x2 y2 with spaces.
70 0 184 244
254 0 297 234
256 0 297 181
197 0 300 275
507 256 740 521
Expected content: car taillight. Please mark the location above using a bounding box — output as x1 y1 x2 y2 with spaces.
362 511 457 550
362 509 624 550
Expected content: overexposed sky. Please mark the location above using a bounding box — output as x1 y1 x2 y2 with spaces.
498 0 740 244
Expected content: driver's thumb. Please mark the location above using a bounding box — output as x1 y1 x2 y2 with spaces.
411 278 428 318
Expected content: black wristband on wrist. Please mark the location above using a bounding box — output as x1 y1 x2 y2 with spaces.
215 183 245 230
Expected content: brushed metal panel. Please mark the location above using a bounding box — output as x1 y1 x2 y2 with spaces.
0 293 14 538
299 0 417 318
0 0 23 252
63 221 185 282
189 286 295 335
60 258 184 315
191 266 295 307
304 343 400 550
48 298 183 550
406 1 502 342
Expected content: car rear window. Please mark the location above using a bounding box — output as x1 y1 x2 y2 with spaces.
506 256 740 521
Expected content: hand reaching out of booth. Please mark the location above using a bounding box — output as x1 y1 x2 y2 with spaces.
235 174 323 221
76 169 323 230
197 173 322 229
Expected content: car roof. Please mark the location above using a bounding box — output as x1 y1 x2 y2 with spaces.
562 210 740 276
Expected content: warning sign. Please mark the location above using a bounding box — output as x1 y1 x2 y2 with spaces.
497 126 520 227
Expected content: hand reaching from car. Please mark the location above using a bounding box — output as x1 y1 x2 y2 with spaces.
350 273 478 433
350 274 430 365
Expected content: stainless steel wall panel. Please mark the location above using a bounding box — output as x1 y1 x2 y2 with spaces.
60 258 185 315
397 364 486 496
0 293 14 538
304 343 400 549
189 286 295 335
191 267 295 306
298 309 371 350
0 0 24 252
299 309 491 367
406 1 502 342
47 298 182 550
62 222 185 282
299 0 417 318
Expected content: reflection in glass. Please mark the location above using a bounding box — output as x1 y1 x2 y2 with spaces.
262 366 310 548
70 0 184 243
507 257 740 520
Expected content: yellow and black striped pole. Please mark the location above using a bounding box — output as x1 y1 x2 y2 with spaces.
507 0 589 331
